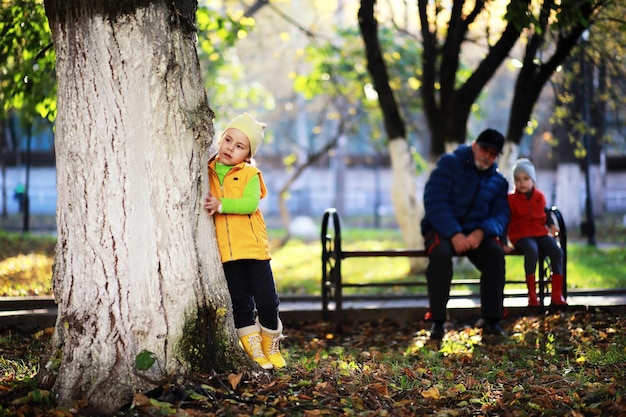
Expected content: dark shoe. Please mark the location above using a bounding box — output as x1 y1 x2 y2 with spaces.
482 320 505 336
430 322 445 340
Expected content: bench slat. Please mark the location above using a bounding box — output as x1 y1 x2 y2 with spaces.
340 278 529 288
341 249 427 258
336 249 523 258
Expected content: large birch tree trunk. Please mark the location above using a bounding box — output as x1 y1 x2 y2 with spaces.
358 1 423 271
42 1 242 413
388 139 424 268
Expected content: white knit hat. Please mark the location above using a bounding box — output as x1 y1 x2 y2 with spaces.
222 113 266 156
513 158 536 182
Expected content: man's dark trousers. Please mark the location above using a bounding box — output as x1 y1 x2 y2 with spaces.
426 236 505 323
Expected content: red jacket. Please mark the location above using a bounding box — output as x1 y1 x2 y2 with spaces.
507 188 548 245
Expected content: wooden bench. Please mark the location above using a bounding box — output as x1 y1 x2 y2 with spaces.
320 207 567 324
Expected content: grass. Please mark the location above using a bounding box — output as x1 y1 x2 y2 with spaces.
0 213 624 297
275 243 626 296
270 218 626 296
0 231 55 296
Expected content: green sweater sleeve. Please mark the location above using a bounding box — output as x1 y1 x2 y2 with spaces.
220 172 261 215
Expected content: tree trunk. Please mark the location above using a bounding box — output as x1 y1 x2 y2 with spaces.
42 1 242 413
418 0 521 156
0 122 7 218
358 0 422 268
589 58 607 217
506 1 591 145
389 139 425 266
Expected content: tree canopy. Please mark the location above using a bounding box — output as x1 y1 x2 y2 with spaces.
0 0 56 124
386 0 607 158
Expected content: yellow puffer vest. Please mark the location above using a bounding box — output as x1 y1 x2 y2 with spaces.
208 158 271 263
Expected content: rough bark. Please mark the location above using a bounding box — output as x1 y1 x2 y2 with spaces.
42 0 242 412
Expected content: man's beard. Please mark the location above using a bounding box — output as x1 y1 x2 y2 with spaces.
474 159 490 171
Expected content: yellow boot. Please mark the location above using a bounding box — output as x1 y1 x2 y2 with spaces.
237 325 273 370
260 319 287 369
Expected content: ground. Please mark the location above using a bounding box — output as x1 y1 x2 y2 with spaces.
1 306 625 416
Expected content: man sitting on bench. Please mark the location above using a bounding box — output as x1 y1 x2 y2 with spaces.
421 128 510 341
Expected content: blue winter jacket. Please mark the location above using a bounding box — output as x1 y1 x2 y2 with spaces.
421 144 510 240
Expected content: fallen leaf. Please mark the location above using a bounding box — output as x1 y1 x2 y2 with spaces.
228 372 243 390
422 386 441 400
132 393 152 407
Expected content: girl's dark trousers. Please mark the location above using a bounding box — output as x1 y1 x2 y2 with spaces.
425 234 505 324
514 235 563 276
223 259 280 330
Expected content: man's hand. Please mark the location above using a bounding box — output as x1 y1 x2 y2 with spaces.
451 233 471 254
466 229 484 250
451 229 484 254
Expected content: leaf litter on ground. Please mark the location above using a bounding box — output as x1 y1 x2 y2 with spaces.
1 307 625 416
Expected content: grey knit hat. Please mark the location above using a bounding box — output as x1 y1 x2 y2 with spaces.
513 158 536 182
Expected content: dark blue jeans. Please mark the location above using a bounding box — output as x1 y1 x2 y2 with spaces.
223 259 280 330
425 233 505 323
514 235 563 276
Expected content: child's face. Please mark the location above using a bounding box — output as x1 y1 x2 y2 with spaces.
514 173 534 193
218 128 251 165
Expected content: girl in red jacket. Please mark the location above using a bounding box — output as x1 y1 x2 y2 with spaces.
507 158 567 307
204 113 286 370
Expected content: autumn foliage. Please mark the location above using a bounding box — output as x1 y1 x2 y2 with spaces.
1 308 625 416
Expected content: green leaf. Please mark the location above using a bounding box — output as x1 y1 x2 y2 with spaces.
149 398 177 414
135 349 156 371
188 391 207 401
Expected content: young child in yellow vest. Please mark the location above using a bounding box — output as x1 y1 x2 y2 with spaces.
506 158 567 307
204 113 286 369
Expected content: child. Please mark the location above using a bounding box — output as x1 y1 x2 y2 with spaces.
507 158 567 307
204 113 286 370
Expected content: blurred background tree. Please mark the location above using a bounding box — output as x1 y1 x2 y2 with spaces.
2 0 625 240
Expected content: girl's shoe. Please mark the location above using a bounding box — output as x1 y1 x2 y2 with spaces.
526 274 539 306
237 325 273 370
259 319 287 369
551 274 568 306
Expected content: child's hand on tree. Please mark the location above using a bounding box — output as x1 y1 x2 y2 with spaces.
204 191 221 215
